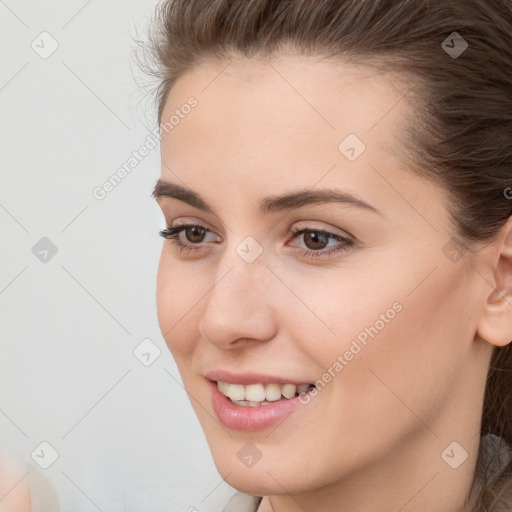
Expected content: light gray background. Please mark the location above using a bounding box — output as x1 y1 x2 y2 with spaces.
1 1 235 510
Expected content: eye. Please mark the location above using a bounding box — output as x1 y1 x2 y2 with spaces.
287 226 355 259
158 223 219 254
158 223 356 259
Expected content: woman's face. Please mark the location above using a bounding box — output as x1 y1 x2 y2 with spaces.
155 55 493 502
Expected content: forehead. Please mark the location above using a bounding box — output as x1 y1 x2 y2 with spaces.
162 54 410 153
158 54 447 230
162 55 410 170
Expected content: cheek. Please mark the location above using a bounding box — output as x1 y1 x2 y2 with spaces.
156 248 201 359
334 263 474 429
295 258 474 432
286 267 404 371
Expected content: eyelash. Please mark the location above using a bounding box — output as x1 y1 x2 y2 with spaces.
159 223 355 259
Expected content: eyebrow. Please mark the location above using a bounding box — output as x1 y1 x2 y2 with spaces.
152 179 382 216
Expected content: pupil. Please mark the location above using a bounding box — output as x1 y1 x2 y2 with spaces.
306 231 326 250
187 226 205 243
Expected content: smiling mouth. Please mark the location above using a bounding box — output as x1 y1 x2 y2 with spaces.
216 380 316 407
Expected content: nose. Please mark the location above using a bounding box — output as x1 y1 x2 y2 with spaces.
198 255 279 350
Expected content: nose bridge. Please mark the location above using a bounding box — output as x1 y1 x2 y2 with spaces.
198 242 277 346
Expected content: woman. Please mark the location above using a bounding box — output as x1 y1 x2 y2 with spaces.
140 0 512 510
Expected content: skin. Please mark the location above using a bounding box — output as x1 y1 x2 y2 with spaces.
0 455 32 512
154 53 512 512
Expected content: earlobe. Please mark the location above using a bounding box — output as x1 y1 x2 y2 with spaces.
476 216 512 348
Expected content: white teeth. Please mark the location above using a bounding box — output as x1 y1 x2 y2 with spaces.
265 383 282 402
218 381 229 395
281 383 297 399
226 383 245 401
216 380 312 405
245 383 266 402
297 383 310 394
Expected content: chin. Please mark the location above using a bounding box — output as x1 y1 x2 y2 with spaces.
206 439 330 497
220 462 305 497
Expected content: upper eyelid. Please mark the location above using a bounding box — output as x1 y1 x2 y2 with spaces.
157 201 359 238
170 221 220 238
158 204 232 234
167 220 345 234
290 222 354 240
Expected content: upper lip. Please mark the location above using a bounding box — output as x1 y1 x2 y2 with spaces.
205 370 313 386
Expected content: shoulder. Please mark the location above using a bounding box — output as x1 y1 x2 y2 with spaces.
222 491 262 512
26 462 60 512
0 454 59 512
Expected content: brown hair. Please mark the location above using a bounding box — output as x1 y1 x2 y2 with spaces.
136 0 512 509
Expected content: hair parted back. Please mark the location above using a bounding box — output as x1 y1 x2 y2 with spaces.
136 0 512 509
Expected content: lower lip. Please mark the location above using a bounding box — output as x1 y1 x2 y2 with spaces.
209 380 308 432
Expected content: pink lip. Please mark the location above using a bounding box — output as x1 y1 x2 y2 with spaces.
208 379 308 431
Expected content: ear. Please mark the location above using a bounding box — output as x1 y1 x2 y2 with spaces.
477 215 512 348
